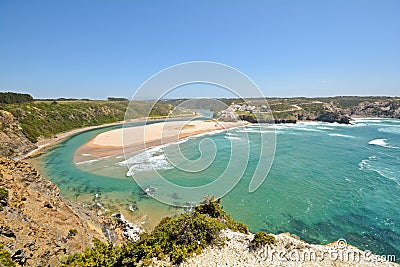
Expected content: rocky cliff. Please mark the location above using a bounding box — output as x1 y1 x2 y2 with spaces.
0 157 110 266
182 229 398 267
0 110 36 157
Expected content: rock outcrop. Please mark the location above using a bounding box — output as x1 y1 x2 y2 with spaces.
316 112 350 124
0 111 36 157
182 229 399 267
0 157 109 266
350 100 400 118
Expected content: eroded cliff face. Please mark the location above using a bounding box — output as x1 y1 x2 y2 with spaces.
350 100 400 118
0 157 108 266
0 111 36 157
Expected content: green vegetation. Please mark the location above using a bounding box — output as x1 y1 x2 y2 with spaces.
0 243 15 267
62 198 249 266
249 232 276 250
63 238 123 267
148 102 172 117
195 196 249 234
0 187 8 211
0 92 33 104
0 100 128 142
67 229 78 239
107 97 129 102
0 100 174 143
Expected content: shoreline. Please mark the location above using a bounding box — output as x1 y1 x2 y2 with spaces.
21 115 399 160
74 120 250 162
21 116 400 264
20 115 201 160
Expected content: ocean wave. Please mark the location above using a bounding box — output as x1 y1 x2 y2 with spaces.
328 133 356 138
352 118 389 123
295 127 324 132
368 139 399 149
75 158 101 165
317 126 335 130
236 129 272 134
121 149 173 176
224 136 242 140
118 138 195 176
378 127 400 135
359 157 400 186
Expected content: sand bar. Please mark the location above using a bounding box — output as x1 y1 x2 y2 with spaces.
74 120 249 162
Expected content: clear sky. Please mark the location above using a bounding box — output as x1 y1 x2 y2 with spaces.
0 0 399 99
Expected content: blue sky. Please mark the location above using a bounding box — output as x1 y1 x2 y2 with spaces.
0 0 399 99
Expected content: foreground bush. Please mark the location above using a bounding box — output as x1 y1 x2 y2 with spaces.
249 231 276 250
195 196 249 234
63 198 247 266
0 243 15 267
0 187 8 211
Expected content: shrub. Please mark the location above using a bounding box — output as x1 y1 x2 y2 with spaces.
0 187 8 211
195 196 249 234
121 211 226 265
62 198 245 266
62 238 123 267
249 232 276 250
67 229 78 238
0 243 15 267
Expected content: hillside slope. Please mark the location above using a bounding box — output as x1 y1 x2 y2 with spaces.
0 100 177 158
0 157 110 266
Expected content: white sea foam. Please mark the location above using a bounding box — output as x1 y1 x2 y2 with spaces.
295 127 324 132
75 158 101 165
122 151 173 176
352 118 388 123
236 129 272 134
328 133 356 138
378 127 400 135
317 126 335 130
118 138 194 176
76 155 111 165
224 136 241 140
359 157 400 186
368 139 399 149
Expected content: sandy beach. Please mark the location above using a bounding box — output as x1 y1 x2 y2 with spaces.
22 116 196 160
21 120 126 160
75 120 249 162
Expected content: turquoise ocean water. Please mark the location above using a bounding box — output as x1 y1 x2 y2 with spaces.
33 118 400 259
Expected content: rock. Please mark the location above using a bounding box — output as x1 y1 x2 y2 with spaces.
178 229 399 267
317 112 350 124
12 249 27 264
0 226 16 238
0 110 36 157
43 201 53 209
0 157 109 266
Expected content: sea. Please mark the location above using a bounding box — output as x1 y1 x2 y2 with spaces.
32 117 400 259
